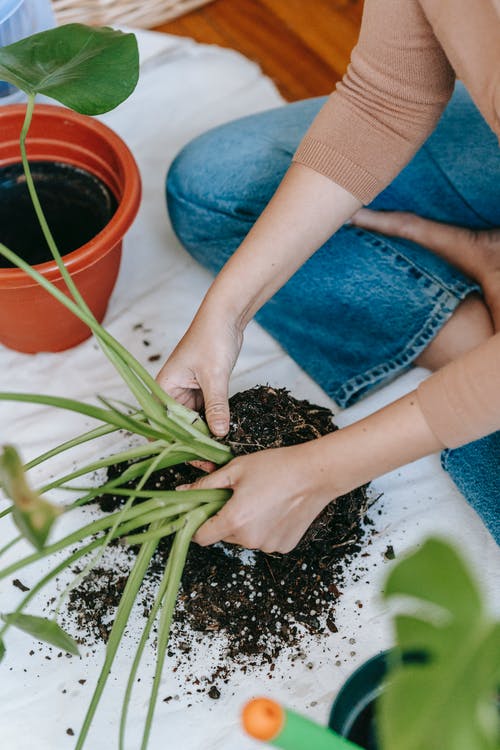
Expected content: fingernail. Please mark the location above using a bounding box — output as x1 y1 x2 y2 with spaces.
176 483 191 491
212 420 228 436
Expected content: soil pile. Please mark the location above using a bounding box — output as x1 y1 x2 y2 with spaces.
68 387 375 672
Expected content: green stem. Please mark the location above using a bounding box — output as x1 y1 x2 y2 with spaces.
25 422 121 471
0 491 229 581
18 99 185 433
75 534 160 750
39 444 197 494
121 517 187 546
140 503 219 749
0 535 21 558
123 509 217 546
0 238 222 450
0 392 166 441
37 440 166 493
119 552 175 750
53 445 174 617
0 536 103 640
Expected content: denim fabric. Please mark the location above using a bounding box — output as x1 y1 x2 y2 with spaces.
166 83 500 542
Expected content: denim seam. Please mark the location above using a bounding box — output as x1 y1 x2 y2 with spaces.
329 228 478 407
349 227 478 298
331 285 469 407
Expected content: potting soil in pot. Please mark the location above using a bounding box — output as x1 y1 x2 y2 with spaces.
64 386 375 686
0 161 117 266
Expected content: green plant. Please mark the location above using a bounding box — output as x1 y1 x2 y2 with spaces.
0 24 233 749
379 537 500 750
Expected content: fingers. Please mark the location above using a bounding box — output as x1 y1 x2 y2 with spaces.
194 512 236 547
199 373 230 437
178 466 237 546
189 459 216 473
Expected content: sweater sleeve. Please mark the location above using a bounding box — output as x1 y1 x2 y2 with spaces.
293 0 455 204
416 333 500 449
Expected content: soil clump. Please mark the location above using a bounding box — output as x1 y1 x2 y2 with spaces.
67 387 374 672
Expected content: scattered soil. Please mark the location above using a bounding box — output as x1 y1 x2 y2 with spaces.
66 386 376 678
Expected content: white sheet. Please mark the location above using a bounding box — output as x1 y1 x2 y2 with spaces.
0 29 498 750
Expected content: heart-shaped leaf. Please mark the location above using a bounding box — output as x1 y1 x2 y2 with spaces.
2 613 79 655
0 24 139 115
379 538 500 750
0 445 62 549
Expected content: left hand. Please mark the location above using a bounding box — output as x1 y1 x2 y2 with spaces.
177 441 339 554
351 208 500 331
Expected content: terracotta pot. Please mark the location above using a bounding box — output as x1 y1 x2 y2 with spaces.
0 104 141 353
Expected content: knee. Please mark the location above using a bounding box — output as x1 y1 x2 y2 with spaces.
166 133 214 228
416 294 495 371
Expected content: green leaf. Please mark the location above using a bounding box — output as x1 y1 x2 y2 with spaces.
0 638 5 662
1 613 79 655
0 24 139 114
379 538 500 750
0 445 62 549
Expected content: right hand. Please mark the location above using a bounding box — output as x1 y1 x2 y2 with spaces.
156 310 243 437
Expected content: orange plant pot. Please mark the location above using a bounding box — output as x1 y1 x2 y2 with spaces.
0 104 141 353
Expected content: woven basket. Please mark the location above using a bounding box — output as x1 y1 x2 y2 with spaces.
52 0 214 29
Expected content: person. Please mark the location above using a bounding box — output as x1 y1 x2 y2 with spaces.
157 0 500 550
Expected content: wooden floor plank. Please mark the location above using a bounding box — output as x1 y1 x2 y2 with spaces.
260 0 361 75
155 0 363 101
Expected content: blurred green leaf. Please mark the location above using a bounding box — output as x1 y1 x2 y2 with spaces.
0 445 61 549
379 538 500 750
2 613 79 655
0 24 139 114
0 638 5 662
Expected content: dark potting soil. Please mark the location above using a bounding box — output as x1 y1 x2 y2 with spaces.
0 161 117 267
67 386 375 676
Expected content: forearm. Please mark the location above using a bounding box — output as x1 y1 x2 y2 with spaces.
197 163 361 327
309 391 444 498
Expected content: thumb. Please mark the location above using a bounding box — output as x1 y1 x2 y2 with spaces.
200 375 230 437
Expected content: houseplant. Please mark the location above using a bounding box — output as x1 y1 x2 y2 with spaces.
0 21 234 750
0 24 141 352
243 538 500 750
330 537 500 750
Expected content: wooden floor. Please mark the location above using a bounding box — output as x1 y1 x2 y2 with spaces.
154 0 363 101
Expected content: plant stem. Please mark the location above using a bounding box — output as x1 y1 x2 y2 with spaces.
0 535 21 558
122 505 223 545
38 444 197 494
0 391 166 441
53 445 174 617
0 490 229 581
140 503 219 749
25 422 121 471
0 536 103 641
118 553 174 750
17 97 188 433
75 534 160 750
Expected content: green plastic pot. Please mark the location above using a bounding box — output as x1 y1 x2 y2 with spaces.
328 651 388 750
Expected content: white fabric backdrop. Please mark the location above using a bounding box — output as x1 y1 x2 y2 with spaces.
0 30 498 750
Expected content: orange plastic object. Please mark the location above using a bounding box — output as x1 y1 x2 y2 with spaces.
0 104 141 353
242 698 285 741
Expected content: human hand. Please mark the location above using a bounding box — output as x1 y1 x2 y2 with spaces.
156 310 243 437
177 441 339 554
351 209 500 331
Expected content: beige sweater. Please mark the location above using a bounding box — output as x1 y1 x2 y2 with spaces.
293 0 500 449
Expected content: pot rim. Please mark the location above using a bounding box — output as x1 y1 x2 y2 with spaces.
0 104 141 288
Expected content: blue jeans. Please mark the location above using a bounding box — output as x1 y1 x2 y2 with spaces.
166 83 500 542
